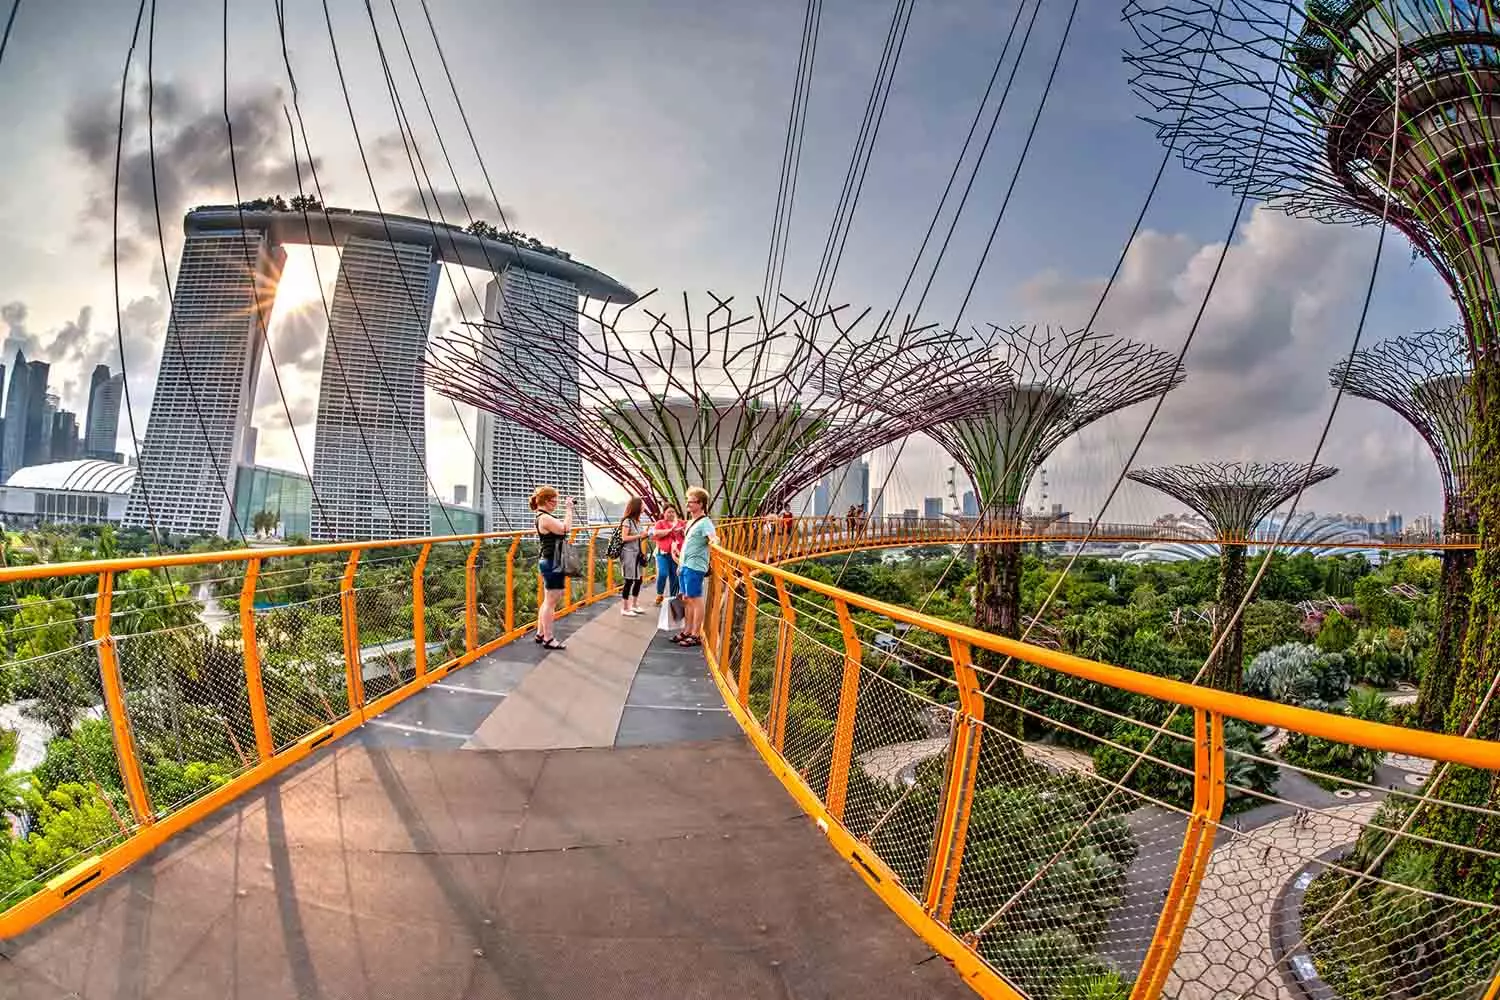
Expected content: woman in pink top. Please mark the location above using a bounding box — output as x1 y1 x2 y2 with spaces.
652 503 685 605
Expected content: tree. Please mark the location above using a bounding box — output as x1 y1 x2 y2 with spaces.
1315 610 1357 654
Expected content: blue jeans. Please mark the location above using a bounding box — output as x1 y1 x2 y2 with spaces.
655 553 679 596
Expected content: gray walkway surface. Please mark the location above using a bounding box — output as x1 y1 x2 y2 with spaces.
0 605 971 999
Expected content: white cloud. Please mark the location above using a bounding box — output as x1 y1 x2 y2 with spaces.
880 208 1456 524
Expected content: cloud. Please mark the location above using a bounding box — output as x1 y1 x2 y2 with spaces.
888 207 1451 521
389 185 519 230
65 81 319 263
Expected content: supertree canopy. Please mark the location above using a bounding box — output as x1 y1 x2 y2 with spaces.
914 324 1185 738
1127 460 1338 691
425 292 1000 518
1334 328 1477 728
1124 1 1500 341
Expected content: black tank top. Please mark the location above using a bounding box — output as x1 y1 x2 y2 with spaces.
537 515 563 562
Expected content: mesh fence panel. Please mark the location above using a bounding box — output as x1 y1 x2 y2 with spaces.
424 540 473 662
777 630 847 804
475 540 508 646
353 550 419 704
1154 743 1500 1000
842 668 952 893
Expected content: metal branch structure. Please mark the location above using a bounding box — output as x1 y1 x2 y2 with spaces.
927 325 1188 522
1334 327 1476 506
1127 461 1338 691
915 323 1186 736
1123 2 1500 343
1334 327 1478 729
426 292 1001 518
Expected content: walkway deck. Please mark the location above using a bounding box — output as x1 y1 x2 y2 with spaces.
0 604 972 999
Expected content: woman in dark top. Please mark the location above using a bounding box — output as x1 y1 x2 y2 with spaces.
530 485 573 650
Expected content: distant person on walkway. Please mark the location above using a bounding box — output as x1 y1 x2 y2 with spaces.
618 497 649 616
651 503 684 606
531 485 573 650
674 486 717 648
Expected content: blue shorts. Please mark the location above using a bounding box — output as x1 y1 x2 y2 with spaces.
679 565 707 599
538 559 566 591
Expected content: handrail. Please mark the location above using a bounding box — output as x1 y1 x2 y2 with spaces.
0 524 624 938
0 523 619 583
702 516 1500 1000
718 547 1500 770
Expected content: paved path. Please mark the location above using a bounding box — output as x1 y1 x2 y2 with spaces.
1 611 971 998
1165 801 1378 1000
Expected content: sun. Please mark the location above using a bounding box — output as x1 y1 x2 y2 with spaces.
268 246 330 315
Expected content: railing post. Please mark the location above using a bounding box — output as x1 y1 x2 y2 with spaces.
94 570 153 826
412 543 432 678
341 551 365 712
716 561 736 675
1131 709 1227 1000
924 636 984 922
464 539 481 653
736 568 758 707
239 559 274 761
585 528 598 602
826 598 863 822
769 577 797 750
564 529 579 611
504 537 519 634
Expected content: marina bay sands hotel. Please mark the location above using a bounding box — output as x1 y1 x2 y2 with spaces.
125 206 634 540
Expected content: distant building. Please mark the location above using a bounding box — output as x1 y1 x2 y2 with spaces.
923 496 944 519
311 236 440 542
50 410 80 463
820 459 869 517
0 459 135 527
474 270 587 532
454 484 468 506
84 365 124 462
962 491 978 517
871 486 886 520
241 426 258 466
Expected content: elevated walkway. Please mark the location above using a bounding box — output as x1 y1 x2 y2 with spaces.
1 605 972 999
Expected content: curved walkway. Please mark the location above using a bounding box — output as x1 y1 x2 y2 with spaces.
0 606 971 999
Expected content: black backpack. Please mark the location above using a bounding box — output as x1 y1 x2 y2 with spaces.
605 523 625 559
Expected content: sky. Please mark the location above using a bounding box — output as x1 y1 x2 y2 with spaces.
0 0 1465 526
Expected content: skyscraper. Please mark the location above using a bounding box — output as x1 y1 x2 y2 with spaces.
2 352 27 482
962 491 978 517
473 269 586 532
3 353 52 479
923 496 944 519
124 229 282 536
84 365 124 462
311 236 440 541
50 409 80 463
820 459 869 516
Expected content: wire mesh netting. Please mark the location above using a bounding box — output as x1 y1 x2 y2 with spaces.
250 555 352 751
353 548 422 704
425 540 475 661
112 563 260 818
0 583 136 914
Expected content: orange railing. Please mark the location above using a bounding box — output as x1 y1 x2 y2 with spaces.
704 518 1500 1000
0 525 623 936
733 514 1476 555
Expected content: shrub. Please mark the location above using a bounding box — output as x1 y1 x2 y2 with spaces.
1315 610 1358 653
1279 690 1388 789
1245 643 1351 705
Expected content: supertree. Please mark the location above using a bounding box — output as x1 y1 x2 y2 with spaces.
1333 327 1477 729
922 325 1186 729
1126 461 1338 691
1121 0 1500 743
425 292 1000 518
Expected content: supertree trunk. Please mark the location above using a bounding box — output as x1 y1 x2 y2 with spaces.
1417 495 1478 732
1411 350 1500 899
1208 542 1248 692
973 504 1024 740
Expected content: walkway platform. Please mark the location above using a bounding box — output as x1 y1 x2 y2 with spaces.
1 604 972 999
